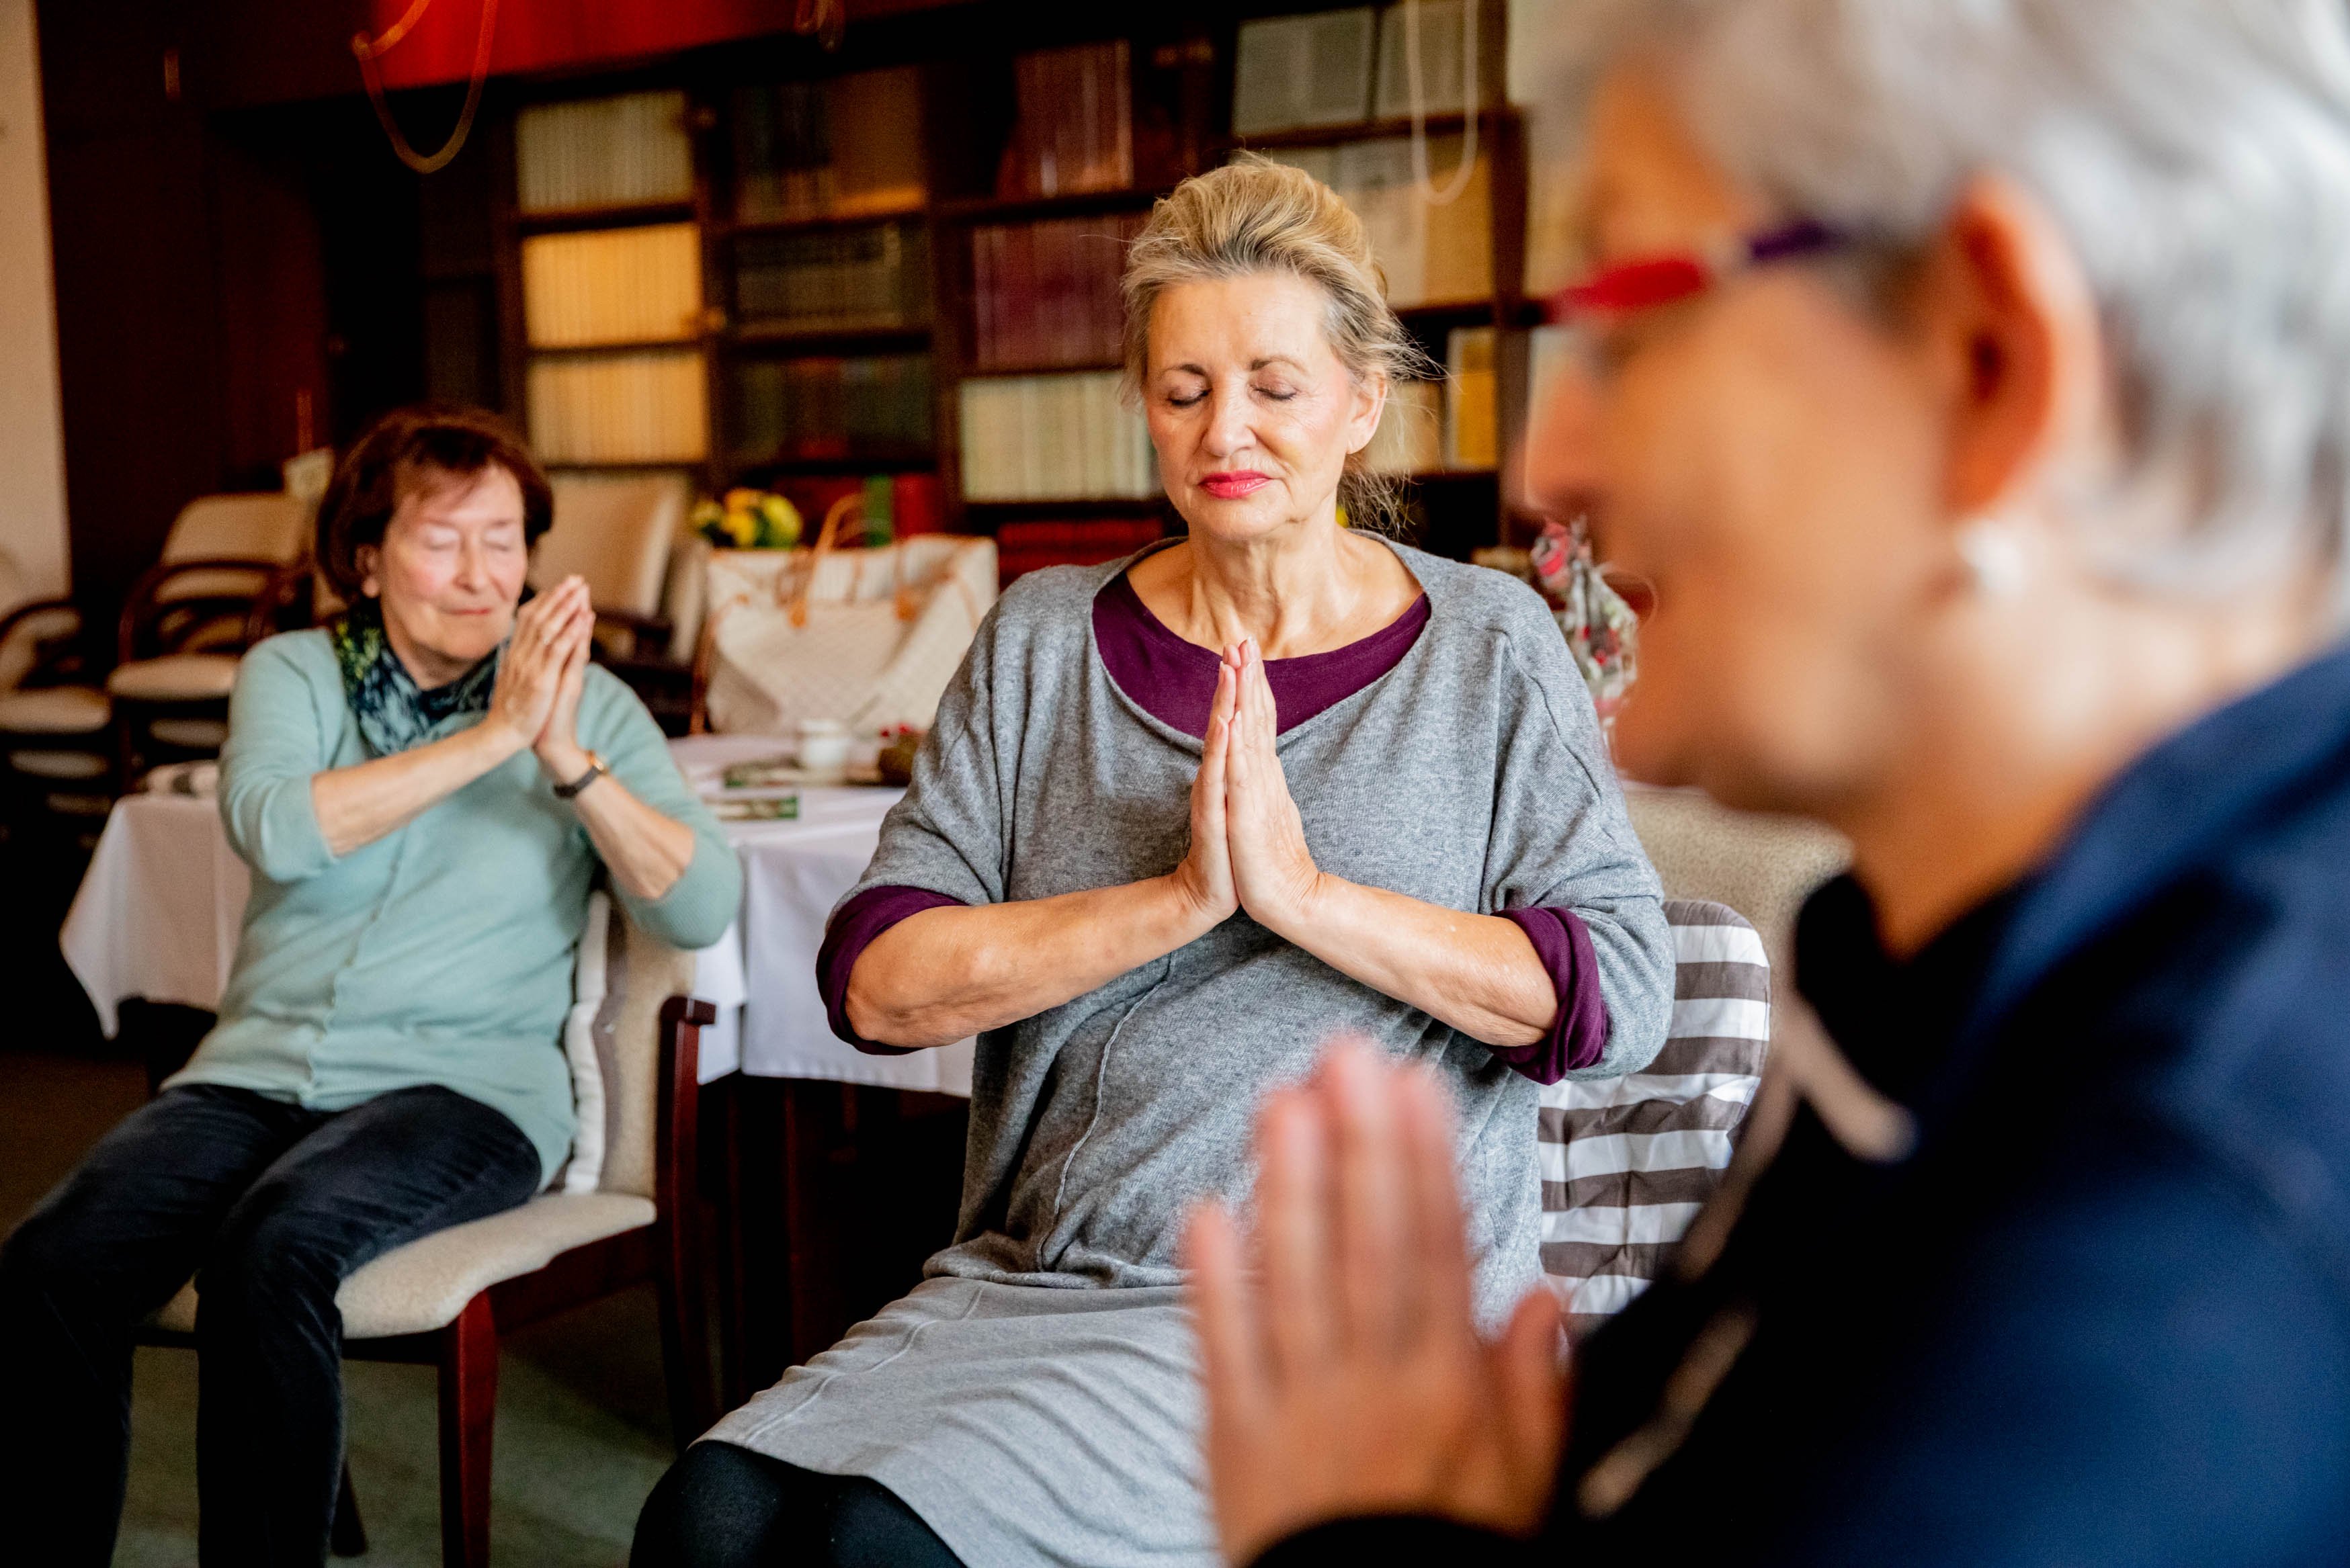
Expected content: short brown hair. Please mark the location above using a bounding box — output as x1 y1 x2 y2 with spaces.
317 405 554 600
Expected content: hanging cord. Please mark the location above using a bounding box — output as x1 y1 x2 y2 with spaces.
792 0 847 50
1405 0 1480 206
352 0 502 175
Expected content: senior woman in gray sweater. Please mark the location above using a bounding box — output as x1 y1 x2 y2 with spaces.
634 161 1673 1567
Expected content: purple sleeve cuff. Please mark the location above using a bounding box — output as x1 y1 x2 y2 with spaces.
817 885 968 1055
1493 906 1611 1084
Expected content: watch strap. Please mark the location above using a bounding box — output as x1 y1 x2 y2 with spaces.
552 751 608 799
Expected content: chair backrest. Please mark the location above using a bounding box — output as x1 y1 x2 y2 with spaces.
1622 787 1848 1040
163 492 313 563
1539 897 1772 1336
536 473 690 619
571 897 699 1200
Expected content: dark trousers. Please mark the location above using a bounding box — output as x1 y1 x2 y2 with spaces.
0 1082 540 1568
633 1441 966 1568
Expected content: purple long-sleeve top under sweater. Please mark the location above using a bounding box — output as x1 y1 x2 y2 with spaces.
814 566 1611 1084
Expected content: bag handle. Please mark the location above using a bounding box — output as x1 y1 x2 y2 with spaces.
781 494 920 626
784 495 862 628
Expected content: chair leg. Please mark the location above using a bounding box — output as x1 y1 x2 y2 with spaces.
654 1207 718 1453
331 1460 369 1557
437 1295 497 1568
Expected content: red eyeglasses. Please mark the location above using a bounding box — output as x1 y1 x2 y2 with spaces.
1544 218 1848 320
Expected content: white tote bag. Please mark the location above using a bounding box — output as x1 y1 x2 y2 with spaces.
696 497 998 736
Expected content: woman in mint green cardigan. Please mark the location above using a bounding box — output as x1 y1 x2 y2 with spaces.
0 407 740 1568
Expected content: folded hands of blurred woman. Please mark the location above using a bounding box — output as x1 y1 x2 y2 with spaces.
1185 1042 1567 1566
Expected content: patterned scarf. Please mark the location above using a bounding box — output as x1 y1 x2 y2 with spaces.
331 597 501 758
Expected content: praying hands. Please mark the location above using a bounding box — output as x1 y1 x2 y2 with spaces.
1170 640 1325 933
1184 1041 1567 1566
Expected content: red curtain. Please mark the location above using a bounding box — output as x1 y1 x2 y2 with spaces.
365 0 807 89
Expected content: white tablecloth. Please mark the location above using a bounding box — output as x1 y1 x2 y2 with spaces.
669 736 974 1094
58 737 974 1096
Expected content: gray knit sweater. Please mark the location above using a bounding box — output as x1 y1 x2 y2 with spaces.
852 541 1671 1309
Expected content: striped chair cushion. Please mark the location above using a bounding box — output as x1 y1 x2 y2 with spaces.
1538 898 1772 1334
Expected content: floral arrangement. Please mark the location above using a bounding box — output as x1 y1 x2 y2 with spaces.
692 488 804 550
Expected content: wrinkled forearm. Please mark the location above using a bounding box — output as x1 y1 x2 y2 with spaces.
566 771 696 902
311 720 526 857
1265 877 1558 1049
846 875 1222 1048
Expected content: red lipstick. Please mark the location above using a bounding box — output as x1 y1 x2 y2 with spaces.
1200 471 1271 499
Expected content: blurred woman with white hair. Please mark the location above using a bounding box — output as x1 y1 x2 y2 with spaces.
1184 1 2350 1563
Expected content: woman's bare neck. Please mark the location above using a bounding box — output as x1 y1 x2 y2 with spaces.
1838 585 2325 959
1127 519 1421 660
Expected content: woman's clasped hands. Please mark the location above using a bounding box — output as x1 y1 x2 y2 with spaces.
486 574 598 779
1172 639 1328 938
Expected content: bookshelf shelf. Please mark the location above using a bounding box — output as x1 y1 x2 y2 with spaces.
716 208 929 241
544 459 704 474
935 188 1162 226
1224 109 1513 155
730 453 939 476
724 322 933 352
960 496 1168 514
527 337 706 359
516 202 698 237
960 359 1127 380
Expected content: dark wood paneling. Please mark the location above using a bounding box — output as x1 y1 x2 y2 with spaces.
38 0 222 627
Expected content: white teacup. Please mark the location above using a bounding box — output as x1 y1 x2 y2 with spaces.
796 718 852 783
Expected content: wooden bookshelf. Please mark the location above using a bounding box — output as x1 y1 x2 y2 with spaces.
515 202 700 237
482 0 1540 558
935 189 1163 224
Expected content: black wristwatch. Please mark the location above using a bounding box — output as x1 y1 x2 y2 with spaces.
552 750 609 800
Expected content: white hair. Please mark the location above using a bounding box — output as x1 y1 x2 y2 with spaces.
1536 0 2350 614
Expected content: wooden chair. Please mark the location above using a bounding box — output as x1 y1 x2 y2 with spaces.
139 903 719 1566
108 492 317 777
0 584 110 826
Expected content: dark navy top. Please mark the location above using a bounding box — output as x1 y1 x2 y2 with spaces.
1262 643 2350 1567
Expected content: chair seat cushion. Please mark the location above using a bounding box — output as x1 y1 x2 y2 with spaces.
0 685 109 734
149 1190 656 1340
8 748 110 780
147 717 230 751
107 653 241 702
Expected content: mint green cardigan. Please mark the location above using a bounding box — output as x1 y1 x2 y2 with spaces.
167 629 743 1184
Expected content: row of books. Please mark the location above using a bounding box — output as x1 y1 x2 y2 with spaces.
516 91 695 215
733 220 931 333
997 42 1135 200
528 349 709 465
521 223 703 349
968 214 1144 372
958 374 1159 502
1357 327 1499 476
732 69 927 226
1268 134 1492 307
995 519 1167 586
730 354 934 466
1232 1 1478 137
